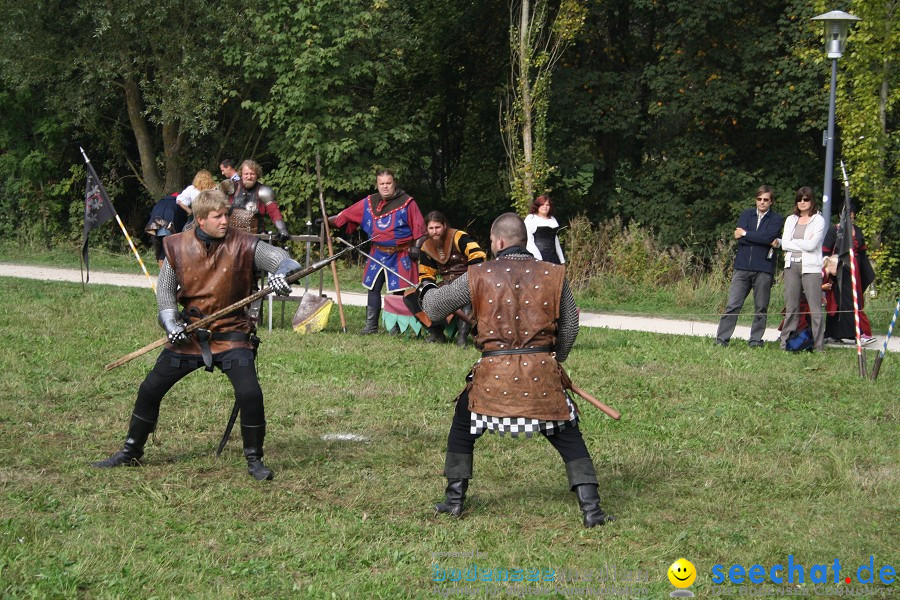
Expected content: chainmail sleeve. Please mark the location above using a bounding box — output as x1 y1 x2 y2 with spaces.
554 279 579 362
156 259 179 312
253 240 290 273
423 272 472 322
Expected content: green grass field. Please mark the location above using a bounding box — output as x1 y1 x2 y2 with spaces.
0 277 897 599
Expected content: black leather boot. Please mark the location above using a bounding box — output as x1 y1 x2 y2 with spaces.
92 414 156 468
566 457 614 527
435 452 473 517
435 479 468 517
455 319 471 348
425 324 446 343
359 306 380 335
241 424 274 481
574 484 614 527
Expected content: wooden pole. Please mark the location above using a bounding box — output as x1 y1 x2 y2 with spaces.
316 151 347 333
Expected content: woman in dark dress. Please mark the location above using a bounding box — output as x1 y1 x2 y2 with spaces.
524 195 565 264
822 209 876 344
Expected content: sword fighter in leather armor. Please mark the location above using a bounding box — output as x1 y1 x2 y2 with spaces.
417 213 613 527
92 189 300 480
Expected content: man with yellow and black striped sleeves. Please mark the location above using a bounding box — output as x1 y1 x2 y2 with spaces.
415 211 486 346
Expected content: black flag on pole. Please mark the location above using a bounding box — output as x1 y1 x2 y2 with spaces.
81 154 117 282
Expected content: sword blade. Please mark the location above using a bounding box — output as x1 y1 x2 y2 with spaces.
335 236 417 287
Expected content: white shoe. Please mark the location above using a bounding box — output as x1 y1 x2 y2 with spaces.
860 335 877 346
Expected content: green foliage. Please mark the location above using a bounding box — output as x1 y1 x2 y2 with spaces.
837 0 900 290
564 215 701 289
0 89 80 247
0 0 895 266
239 0 427 221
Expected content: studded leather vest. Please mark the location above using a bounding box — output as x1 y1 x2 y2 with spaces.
421 229 469 283
163 228 259 354
467 257 569 420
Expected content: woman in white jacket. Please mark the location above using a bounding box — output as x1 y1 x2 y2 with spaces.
780 186 826 351
524 195 565 264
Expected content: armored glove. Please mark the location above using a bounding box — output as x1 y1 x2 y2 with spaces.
159 308 189 344
270 257 301 296
408 235 427 262
274 219 291 243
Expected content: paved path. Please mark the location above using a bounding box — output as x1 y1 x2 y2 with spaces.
2 263 896 352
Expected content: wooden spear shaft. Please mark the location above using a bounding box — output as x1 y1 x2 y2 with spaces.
104 241 362 371
315 151 347 333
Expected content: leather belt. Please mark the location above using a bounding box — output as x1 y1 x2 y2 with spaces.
372 242 411 254
481 346 553 357
195 330 251 371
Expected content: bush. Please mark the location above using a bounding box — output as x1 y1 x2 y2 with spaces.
564 215 702 289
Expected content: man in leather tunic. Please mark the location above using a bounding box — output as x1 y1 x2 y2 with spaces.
228 159 290 241
415 210 486 346
418 213 613 527
92 189 300 481
328 168 425 334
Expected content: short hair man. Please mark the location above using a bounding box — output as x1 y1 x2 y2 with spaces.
92 189 300 480
219 159 240 183
328 169 425 334
228 159 290 241
415 210 486 345
714 185 784 347
417 213 613 527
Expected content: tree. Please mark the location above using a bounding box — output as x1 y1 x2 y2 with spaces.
501 0 585 214
837 0 899 287
238 0 429 223
0 0 253 199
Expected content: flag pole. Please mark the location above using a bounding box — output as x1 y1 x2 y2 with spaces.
871 297 899 381
113 213 156 293
79 147 156 293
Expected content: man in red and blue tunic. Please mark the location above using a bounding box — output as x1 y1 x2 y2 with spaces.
329 169 425 334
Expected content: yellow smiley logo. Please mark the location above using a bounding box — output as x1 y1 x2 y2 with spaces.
668 558 697 588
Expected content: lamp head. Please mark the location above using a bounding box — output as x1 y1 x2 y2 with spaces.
812 10 861 59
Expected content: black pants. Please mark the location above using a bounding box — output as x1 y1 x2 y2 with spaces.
445 389 590 463
133 348 265 427
367 269 404 310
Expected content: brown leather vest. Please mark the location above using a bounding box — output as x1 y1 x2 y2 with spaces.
421 229 469 283
467 257 569 420
163 228 259 354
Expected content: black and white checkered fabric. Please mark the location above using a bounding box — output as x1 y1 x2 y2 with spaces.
470 393 578 438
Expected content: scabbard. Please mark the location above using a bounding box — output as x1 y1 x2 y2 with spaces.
559 366 621 420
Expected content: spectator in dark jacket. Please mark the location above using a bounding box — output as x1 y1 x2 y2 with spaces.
714 185 785 347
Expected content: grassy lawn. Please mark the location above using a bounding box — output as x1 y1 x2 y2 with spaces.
0 277 897 598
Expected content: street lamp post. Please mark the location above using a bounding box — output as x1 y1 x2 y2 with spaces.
811 10 861 227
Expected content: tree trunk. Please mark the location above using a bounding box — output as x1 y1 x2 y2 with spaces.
123 75 164 198
162 121 184 195
519 0 534 201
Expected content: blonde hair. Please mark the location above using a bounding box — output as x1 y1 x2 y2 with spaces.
192 189 229 220
192 169 216 191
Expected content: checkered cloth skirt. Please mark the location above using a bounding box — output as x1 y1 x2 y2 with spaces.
470 393 577 438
